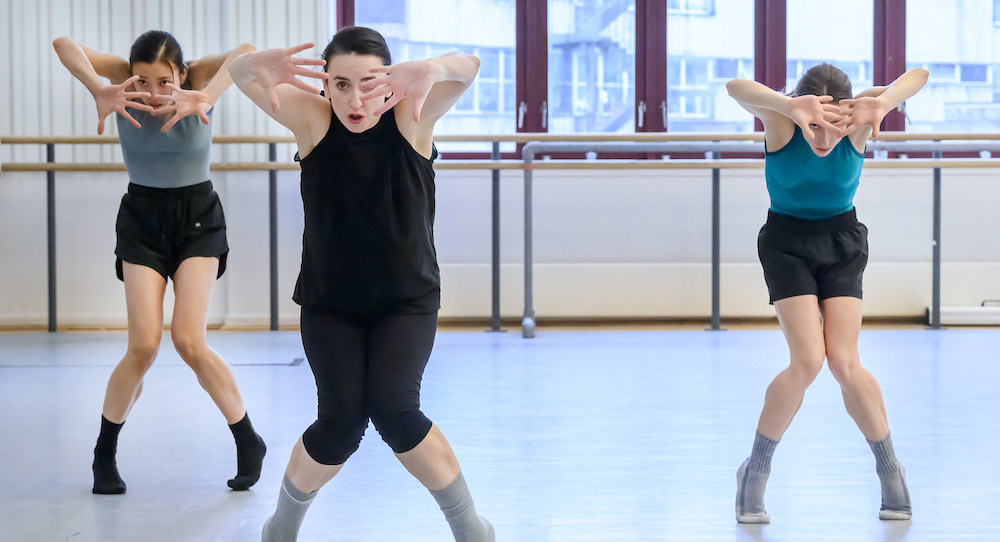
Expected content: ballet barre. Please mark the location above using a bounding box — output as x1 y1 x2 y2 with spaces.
517 140 1000 338
4 134 1000 335
1 135 521 332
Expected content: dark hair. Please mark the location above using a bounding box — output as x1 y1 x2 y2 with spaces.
789 63 852 103
322 26 391 71
129 30 186 75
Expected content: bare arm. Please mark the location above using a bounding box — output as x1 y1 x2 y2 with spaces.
229 43 331 152
52 37 151 134
52 37 130 91
187 43 256 104
359 52 481 156
841 68 928 142
726 78 844 150
852 86 888 99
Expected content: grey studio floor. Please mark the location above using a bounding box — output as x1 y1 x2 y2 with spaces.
1 326 998 542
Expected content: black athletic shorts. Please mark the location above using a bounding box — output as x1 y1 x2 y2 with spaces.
114 181 228 281
757 208 868 304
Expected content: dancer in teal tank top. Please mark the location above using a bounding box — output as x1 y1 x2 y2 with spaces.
726 63 928 524
54 31 266 495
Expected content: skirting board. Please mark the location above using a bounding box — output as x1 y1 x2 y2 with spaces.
928 306 1000 326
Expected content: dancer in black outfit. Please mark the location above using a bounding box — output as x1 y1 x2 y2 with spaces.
231 27 493 541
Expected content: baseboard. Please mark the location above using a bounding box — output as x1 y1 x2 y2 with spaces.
929 306 1000 326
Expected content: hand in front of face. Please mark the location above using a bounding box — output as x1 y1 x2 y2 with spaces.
150 83 211 132
249 43 329 112
839 96 887 139
358 59 437 122
787 94 846 140
93 75 152 134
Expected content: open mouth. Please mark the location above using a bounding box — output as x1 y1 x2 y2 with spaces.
347 113 364 124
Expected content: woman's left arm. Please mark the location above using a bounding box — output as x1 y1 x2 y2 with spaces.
152 43 257 131
841 68 928 141
188 43 258 104
358 52 480 147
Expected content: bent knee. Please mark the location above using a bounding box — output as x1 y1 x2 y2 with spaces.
789 351 826 383
125 339 160 369
827 351 861 384
368 406 432 454
302 415 369 465
171 332 208 363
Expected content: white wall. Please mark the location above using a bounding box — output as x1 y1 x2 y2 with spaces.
4 1 1000 327
4 165 1000 327
1 0 330 166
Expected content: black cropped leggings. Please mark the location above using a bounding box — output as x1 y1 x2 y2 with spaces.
300 309 437 465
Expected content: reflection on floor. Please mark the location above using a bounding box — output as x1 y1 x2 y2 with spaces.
1 328 997 541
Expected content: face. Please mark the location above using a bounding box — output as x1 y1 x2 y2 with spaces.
802 120 843 157
131 61 185 106
323 54 390 133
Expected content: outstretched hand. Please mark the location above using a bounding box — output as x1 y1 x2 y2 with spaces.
786 94 846 139
93 75 152 134
248 42 328 112
150 83 211 132
839 96 887 139
358 60 438 122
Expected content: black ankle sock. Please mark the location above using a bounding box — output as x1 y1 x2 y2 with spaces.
92 416 126 494
227 413 266 490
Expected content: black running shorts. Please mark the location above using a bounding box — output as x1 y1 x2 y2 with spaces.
757 208 868 304
114 181 228 281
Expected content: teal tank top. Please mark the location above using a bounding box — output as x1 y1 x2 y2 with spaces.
116 108 213 189
764 125 864 219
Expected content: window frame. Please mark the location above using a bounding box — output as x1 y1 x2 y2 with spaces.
336 0 918 153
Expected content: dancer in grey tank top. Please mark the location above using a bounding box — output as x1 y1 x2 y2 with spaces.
54 30 266 495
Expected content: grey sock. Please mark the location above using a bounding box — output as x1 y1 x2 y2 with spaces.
430 472 495 542
261 475 318 542
736 431 779 521
868 433 911 516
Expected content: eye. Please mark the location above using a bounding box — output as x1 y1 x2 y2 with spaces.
336 81 348 90
808 123 820 129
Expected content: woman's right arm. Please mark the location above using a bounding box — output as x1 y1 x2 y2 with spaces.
229 43 330 152
52 37 151 134
53 37 130 85
726 78 844 148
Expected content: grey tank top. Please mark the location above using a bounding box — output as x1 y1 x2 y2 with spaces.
116 107 213 188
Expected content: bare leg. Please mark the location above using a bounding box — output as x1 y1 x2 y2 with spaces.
821 297 910 519
395 424 461 491
170 257 245 424
94 263 166 494
821 296 888 441
757 295 827 439
285 437 343 493
738 295 827 523
171 257 265 489
102 263 167 423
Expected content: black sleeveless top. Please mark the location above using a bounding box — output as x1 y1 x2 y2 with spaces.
292 108 440 315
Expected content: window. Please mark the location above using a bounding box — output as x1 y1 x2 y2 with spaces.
908 0 999 132
713 58 740 80
667 0 753 131
960 64 988 83
787 0 873 98
355 0 517 148
927 63 958 81
548 0 636 133
668 0 714 16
